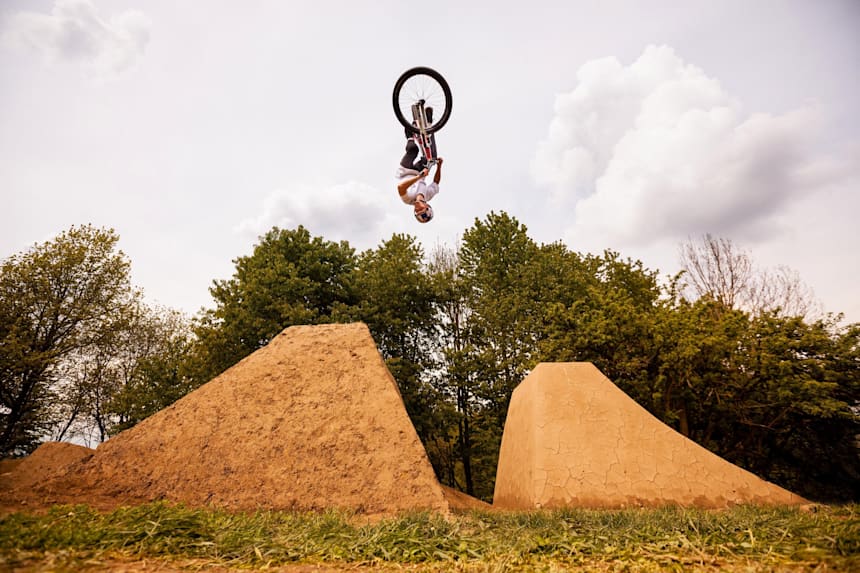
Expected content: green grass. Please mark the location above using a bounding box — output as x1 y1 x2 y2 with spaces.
1 503 857 571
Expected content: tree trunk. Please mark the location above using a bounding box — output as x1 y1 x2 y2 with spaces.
457 386 474 496
678 403 690 437
0 370 43 456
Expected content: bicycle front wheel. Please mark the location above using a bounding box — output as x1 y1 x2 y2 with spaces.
393 67 452 135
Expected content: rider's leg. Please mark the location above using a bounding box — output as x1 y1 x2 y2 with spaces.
400 138 421 170
400 108 435 170
402 135 429 171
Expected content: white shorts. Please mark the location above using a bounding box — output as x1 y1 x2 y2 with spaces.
397 166 420 179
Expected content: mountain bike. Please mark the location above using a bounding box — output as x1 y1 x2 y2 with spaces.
392 67 453 167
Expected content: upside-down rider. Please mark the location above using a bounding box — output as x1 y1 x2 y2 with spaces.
396 107 443 223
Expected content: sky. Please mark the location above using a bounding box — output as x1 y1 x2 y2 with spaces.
1 0 858 323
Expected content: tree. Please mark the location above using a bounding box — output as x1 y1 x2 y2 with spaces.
107 303 194 435
646 287 860 501
746 265 822 320
193 226 358 380
648 294 750 439
716 313 860 500
345 234 435 361
0 225 135 456
429 242 478 494
539 249 664 418
679 234 821 319
447 212 543 499
459 212 543 418
679 234 753 311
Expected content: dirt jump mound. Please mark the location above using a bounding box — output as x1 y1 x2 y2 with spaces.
493 363 807 509
14 323 468 514
0 442 92 493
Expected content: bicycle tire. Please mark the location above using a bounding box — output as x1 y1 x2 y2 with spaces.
393 67 452 135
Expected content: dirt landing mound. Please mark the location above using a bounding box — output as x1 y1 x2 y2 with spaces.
0 442 92 491
494 363 808 509
32 323 461 514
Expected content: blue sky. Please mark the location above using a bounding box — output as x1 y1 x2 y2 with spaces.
1 0 858 322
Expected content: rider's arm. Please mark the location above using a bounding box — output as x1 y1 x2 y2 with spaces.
433 158 443 184
397 168 428 197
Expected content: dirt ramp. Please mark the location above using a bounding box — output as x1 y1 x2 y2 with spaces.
68 323 451 514
494 363 807 509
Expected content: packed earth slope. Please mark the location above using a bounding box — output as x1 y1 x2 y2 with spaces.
13 323 462 514
0 442 92 492
494 362 808 509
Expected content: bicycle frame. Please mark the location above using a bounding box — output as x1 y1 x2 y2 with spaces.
410 101 437 168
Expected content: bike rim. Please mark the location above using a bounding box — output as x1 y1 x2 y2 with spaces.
394 70 451 134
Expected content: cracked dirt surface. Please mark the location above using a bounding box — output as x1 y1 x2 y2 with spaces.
493 362 807 509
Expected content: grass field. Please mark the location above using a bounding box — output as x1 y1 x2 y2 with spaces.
1 502 857 572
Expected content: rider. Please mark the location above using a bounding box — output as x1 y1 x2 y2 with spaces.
396 107 443 223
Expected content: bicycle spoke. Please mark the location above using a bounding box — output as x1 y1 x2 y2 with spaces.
393 67 452 134
398 76 449 118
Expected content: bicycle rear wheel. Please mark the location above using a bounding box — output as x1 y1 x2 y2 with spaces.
393 67 452 135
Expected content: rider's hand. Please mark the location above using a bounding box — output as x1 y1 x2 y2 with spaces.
421 168 429 177
437 158 443 166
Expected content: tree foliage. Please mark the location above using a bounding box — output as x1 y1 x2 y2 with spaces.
459 212 542 423
192 226 358 380
0 225 135 455
105 303 195 436
431 213 545 499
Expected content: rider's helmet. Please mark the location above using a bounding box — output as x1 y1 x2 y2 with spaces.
414 203 434 223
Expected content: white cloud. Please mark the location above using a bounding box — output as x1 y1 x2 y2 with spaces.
532 45 851 250
234 181 405 251
1 0 150 75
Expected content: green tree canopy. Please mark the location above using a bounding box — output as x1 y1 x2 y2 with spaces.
0 225 135 455
436 212 543 499
105 303 195 436
193 226 358 379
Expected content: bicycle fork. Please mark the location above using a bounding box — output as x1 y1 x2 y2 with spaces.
411 102 437 167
